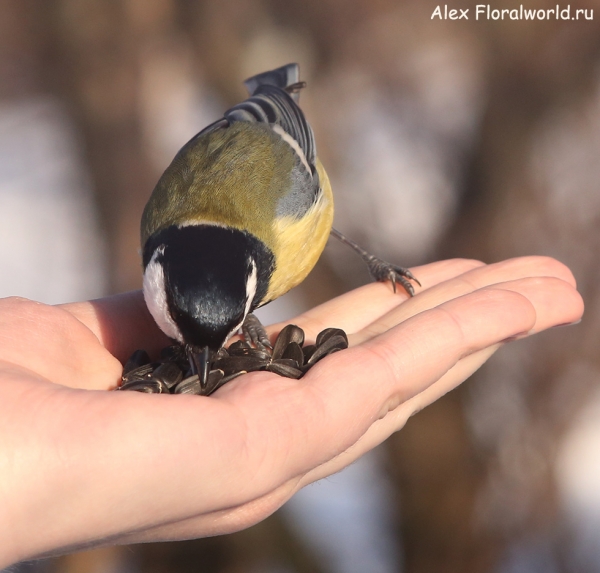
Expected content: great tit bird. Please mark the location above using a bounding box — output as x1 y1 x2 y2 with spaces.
141 63 418 385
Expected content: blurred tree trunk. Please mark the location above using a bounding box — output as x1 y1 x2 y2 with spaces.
387 8 600 573
37 0 177 292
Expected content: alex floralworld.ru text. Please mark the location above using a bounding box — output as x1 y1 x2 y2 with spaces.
432 5 593 20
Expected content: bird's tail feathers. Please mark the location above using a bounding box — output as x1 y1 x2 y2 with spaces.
244 63 305 102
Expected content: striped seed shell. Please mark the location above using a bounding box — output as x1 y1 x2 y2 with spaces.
174 375 201 395
306 334 348 366
281 341 304 366
316 328 348 347
120 379 168 393
267 361 303 379
150 362 183 389
121 362 156 383
123 350 151 376
213 355 268 375
272 325 305 360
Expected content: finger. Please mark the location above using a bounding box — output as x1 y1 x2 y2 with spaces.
303 287 537 433
353 256 579 344
300 276 583 483
113 485 297 545
60 291 171 363
299 346 499 485
491 277 584 333
288 278 579 473
0 297 122 389
273 258 485 339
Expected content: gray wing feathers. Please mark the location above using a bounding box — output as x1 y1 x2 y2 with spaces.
234 63 314 169
224 86 316 172
275 158 318 219
225 64 321 220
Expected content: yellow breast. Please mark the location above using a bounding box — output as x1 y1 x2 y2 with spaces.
263 159 334 303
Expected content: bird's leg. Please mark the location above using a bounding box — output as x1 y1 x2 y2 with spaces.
330 227 421 296
242 313 272 351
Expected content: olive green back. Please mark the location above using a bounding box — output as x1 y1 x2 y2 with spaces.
141 122 295 251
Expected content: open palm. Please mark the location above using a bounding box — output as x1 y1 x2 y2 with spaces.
0 256 583 567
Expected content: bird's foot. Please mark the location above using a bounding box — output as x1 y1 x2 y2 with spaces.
364 255 421 296
242 313 273 350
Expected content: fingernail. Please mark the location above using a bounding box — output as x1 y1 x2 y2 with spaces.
552 319 582 328
501 331 530 343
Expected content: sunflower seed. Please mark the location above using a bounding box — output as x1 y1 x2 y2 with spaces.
302 344 316 362
281 341 304 367
274 357 301 369
123 349 151 375
174 374 201 395
150 362 183 389
306 334 348 366
267 361 303 379
316 328 348 347
272 325 305 360
213 355 268 375
122 362 156 383
227 344 271 360
202 369 225 395
227 340 251 354
120 378 168 393
216 347 230 360
118 324 350 395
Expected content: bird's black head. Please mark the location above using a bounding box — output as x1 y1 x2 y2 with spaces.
142 224 274 350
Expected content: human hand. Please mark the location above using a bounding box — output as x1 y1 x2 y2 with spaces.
0 257 583 567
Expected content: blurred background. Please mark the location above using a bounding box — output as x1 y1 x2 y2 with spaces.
1 0 599 571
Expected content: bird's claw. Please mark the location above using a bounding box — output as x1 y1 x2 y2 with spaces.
365 256 421 297
242 313 273 350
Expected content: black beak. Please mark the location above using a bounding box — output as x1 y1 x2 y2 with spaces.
188 346 211 390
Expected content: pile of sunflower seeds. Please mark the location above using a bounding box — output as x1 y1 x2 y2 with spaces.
118 325 348 396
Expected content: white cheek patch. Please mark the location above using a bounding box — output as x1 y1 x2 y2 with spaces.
224 258 258 343
143 247 184 343
245 259 258 317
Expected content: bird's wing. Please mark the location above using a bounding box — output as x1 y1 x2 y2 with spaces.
182 65 321 220
224 85 316 176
